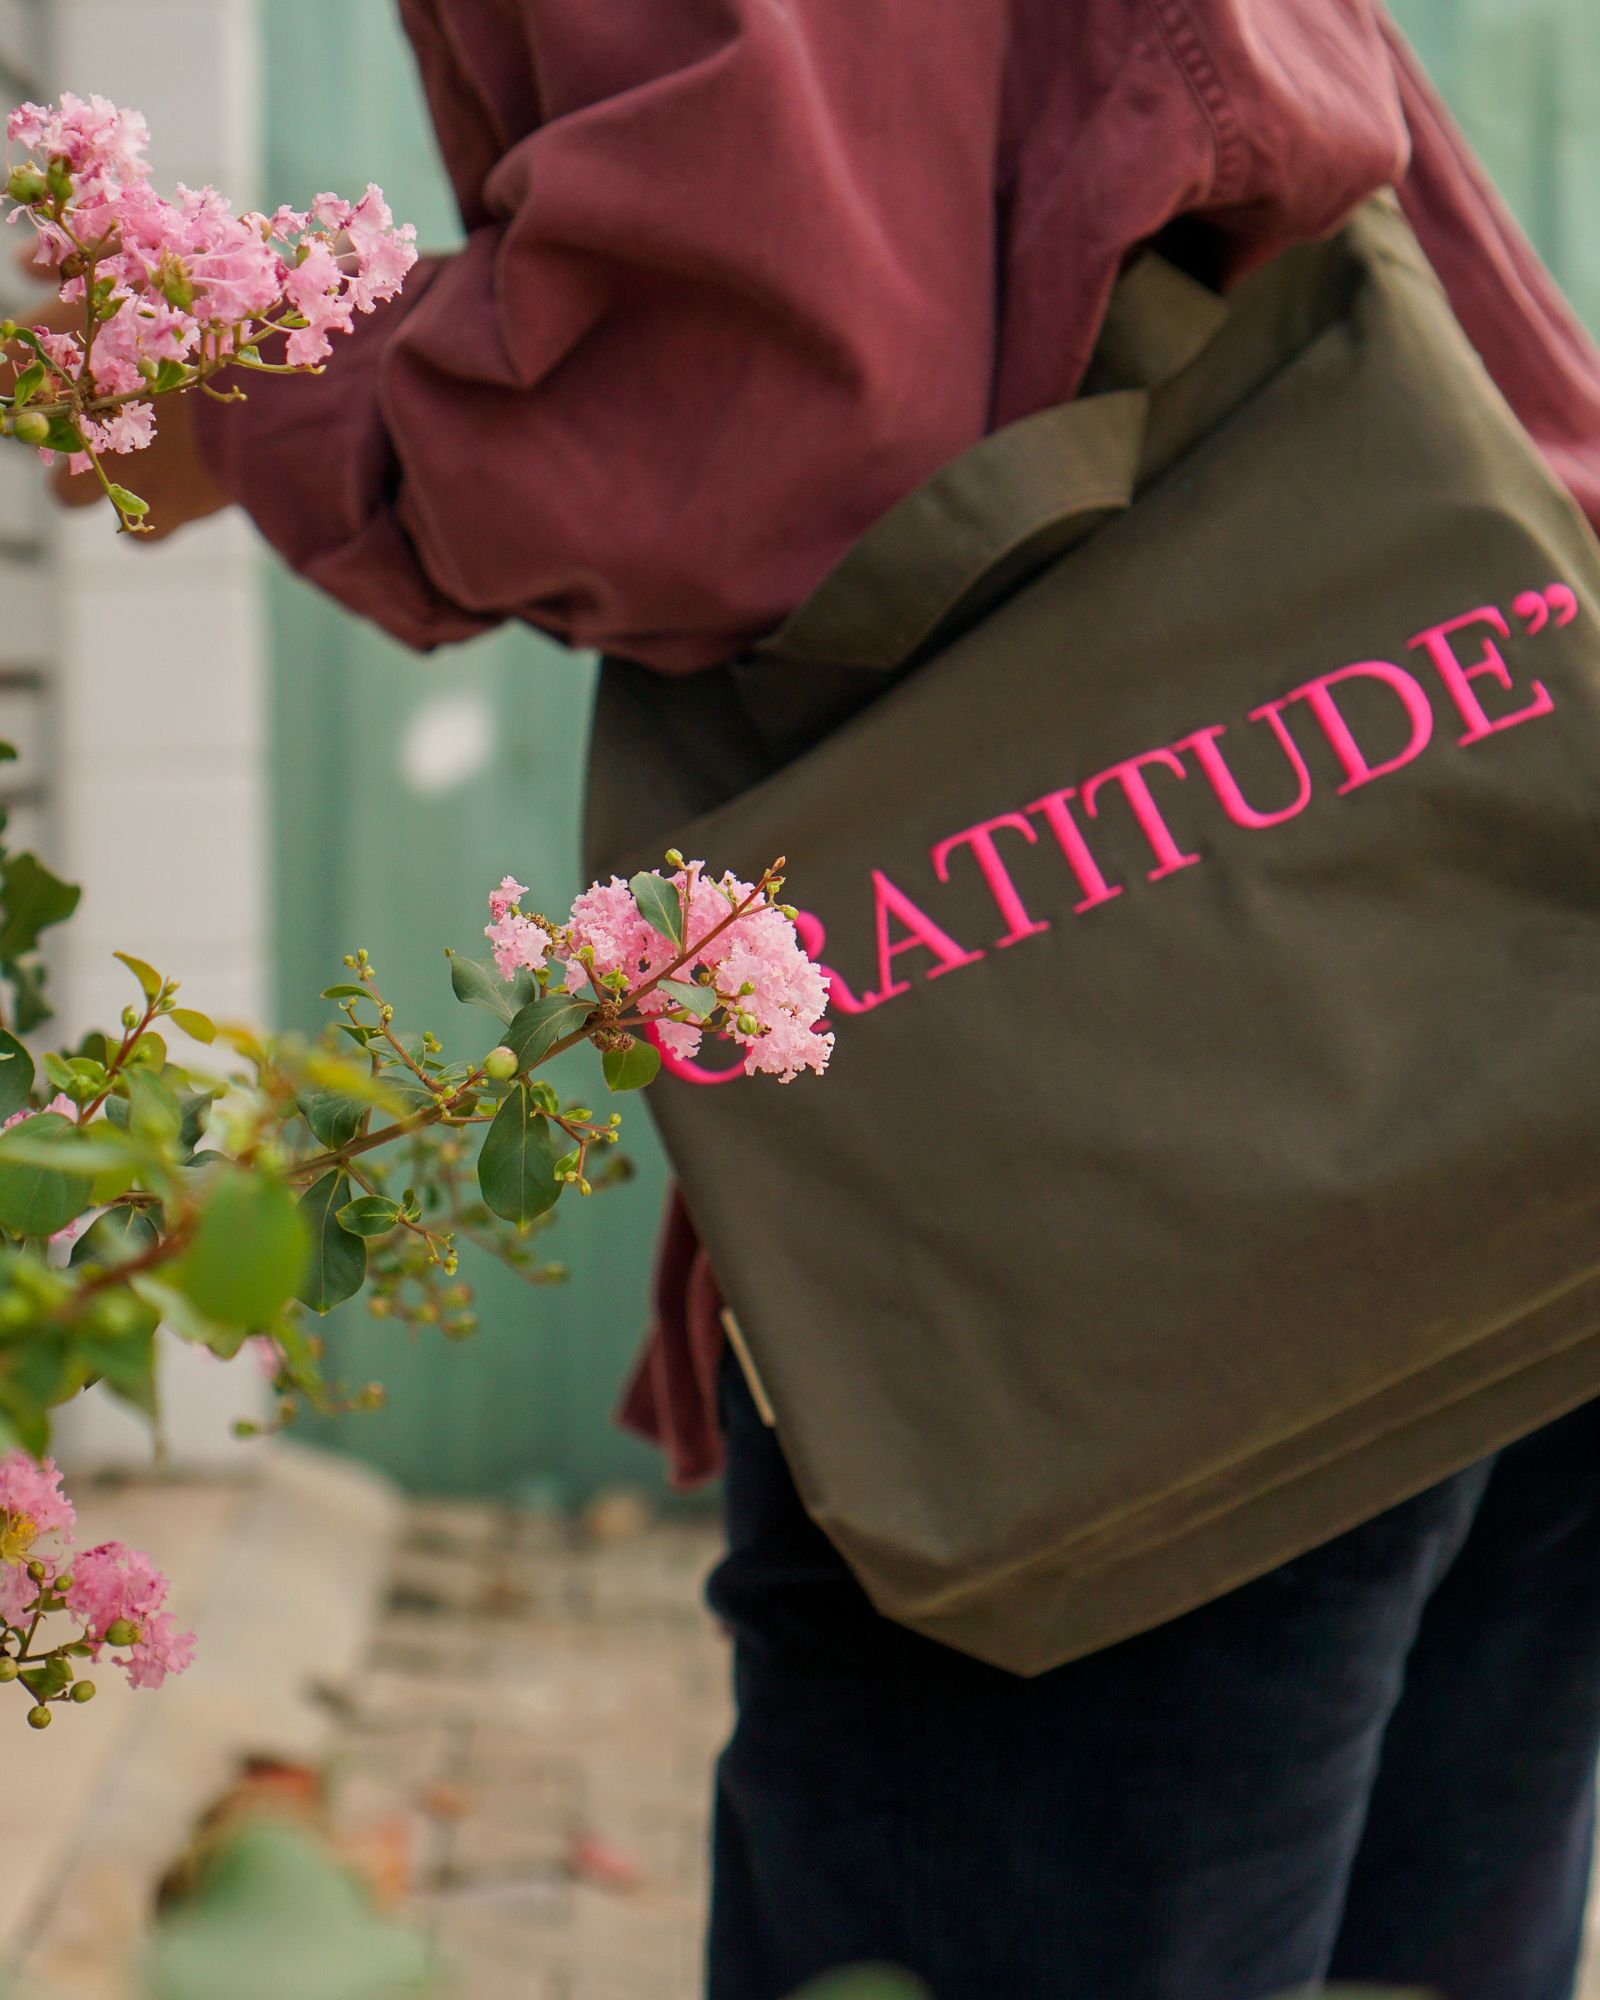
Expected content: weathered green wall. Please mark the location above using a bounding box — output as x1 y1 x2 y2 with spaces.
263 3 671 1501
1390 0 1600 331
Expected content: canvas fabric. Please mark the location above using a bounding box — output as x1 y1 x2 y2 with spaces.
583 193 1600 1673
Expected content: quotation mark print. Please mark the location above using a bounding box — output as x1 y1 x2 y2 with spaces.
1513 583 1579 635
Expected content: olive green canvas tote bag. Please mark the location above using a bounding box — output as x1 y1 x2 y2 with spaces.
584 194 1600 1674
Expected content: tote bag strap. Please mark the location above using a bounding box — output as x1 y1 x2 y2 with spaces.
751 252 1229 677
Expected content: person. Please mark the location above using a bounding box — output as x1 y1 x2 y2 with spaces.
47 6 1600 1996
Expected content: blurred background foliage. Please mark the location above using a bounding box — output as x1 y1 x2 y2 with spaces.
260 0 1600 1500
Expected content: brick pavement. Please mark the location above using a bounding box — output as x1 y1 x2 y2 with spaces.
324 1498 1600 2000
324 1499 730 2000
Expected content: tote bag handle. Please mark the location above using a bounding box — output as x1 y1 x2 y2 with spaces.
752 253 1229 677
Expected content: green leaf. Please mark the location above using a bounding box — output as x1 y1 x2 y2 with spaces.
334 1194 401 1239
71 1204 160 1269
505 993 592 1071
385 1075 438 1118
9 361 45 409
168 1007 216 1045
174 1089 218 1164
130 1274 244 1358
152 358 188 394
477 1086 561 1226
789 1973 932 2000
296 1171 367 1313
127 1031 166 1072
319 984 367 1001
300 1089 367 1152
0 1113 94 1236
112 950 163 1001
602 1040 661 1093
89 1155 140 1206
658 977 719 1020
176 1170 309 1329
75 1294 161 1420
41 1051 75 1095
42 413 84 456
0 1125 137 1173
124 1069 181 1147
0 853 81 960
107 484 150 520
628 870 683 948
447 950 520 1025
142 1820 437 2000
0 1029 35 1122
4 953 52 1033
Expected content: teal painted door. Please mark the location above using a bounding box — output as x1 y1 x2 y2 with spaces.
1390 0 1600 331
267 2 1600 1495
264 2 672 1500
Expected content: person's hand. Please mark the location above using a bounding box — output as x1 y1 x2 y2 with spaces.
7 253 230 541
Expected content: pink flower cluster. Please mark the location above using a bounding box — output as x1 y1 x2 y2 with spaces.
0 1448 74 1626
485 875 551 982
65 1542 196 1690
487 865 833 1082
0 1450 194 1691
5 92 416 461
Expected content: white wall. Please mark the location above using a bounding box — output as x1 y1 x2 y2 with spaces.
43 0 273 1468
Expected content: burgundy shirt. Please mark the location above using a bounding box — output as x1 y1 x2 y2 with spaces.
196 0 1600 1486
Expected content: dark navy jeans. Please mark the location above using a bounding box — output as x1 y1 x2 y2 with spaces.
706 1356 1600 2000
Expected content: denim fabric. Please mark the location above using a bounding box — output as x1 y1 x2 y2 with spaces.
707 1357 1600 2000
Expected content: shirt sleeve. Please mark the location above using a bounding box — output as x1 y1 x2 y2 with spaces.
193 0 1010 670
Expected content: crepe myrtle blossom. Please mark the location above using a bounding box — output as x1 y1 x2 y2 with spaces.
0 1451 194 1720
64 1542 196 1690
1 94 416 519
486 861 834 1082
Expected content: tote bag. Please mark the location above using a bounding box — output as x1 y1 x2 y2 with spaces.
584 194 1600 1673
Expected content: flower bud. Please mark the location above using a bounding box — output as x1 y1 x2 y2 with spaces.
45 157 73 204
53 1572 72 1593
156 264 194 313
27 1704 51 1728
483 1046 519 1081
70 1681 95 1703
0 1659 17 1683
104 1618 139 1648
26 1560 45 1583
10 410 50 446
5 165 48 205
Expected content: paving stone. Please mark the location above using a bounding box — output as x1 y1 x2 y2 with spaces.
317 1502 727 2000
